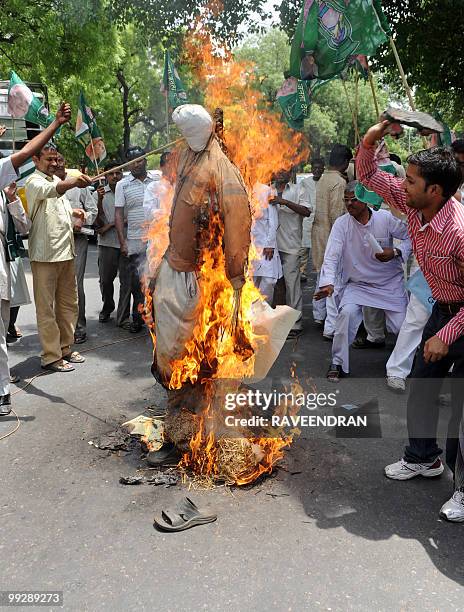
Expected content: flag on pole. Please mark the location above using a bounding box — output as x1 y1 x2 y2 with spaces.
75 91 107 171
276 76 325 130
7 71 55 128
289 0 390 81
160 50 188 109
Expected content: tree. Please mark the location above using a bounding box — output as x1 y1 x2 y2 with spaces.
108 0 273 45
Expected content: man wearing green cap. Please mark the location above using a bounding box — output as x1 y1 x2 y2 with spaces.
314 181 410 381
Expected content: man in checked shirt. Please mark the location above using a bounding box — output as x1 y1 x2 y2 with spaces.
357 120 464 522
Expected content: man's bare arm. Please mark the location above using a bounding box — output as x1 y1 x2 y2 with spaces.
271 196 310 217
56 174 92 196
10 103 72 171
114 207 128 256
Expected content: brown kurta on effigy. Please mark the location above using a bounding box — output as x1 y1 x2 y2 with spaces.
166 135 252 289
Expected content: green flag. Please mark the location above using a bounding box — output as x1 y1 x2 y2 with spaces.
433 112 452 147
276 77 325 130
7 71 55 128
161 50 188 109
75 91 107 171
289 0 389 81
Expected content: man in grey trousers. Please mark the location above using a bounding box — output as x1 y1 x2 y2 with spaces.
95 161 131 326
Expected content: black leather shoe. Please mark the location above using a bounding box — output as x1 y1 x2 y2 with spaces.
146 443 181 467
129 321 143 334
0 394 12 416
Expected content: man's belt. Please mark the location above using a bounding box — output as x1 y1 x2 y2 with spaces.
437 301 464 315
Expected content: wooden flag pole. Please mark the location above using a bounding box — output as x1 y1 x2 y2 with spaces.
342 80 360 144
389 37 429 146
89 137 100 176
165 95 170 141
366 62 380 118
388 37 416 111
354 71 360 145
91 138 184 181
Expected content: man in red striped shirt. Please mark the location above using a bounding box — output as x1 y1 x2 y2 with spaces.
357 120 464 522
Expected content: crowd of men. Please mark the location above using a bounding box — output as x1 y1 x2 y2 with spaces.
0 103 463 523
251 128 464 523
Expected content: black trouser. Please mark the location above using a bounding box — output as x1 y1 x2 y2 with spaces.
128 251 145 324
404 303 464 483
98 246 131 325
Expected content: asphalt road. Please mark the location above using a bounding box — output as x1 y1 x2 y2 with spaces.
1 244 463 612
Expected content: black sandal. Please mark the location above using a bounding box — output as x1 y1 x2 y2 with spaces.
154 497 217 532
327 364 346 383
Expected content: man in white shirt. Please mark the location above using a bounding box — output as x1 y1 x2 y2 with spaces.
251 183 282 303
273 169 311 337
115 146 154 333
299 158 324 281
55 153 98 344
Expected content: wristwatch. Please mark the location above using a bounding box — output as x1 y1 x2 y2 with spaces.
393 248 402 259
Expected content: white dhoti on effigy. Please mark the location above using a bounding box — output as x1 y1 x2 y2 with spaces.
319 208 410 374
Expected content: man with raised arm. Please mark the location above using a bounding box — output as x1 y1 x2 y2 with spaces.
357 119 464 523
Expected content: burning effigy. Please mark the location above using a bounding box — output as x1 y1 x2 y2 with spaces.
143 32 309 486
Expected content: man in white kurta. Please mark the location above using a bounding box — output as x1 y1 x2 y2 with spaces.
274 170 311 336
315 181 410 379
299 159 324 280
251 183 282 303
0 181 31 412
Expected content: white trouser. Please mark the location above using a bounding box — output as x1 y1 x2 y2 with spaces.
312 271 326 321
363 306 386 342
332 302 405 373
313 271 340 335
279 252 302 330
323 293 339 336
253 276 276 304
0 299 11 395
386 292 429 380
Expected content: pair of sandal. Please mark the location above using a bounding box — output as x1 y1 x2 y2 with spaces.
154 497 217 532
41 352 85 373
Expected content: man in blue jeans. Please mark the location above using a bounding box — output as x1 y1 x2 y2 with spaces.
358 119 464 522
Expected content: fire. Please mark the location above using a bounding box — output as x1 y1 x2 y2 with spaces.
146 27 309 485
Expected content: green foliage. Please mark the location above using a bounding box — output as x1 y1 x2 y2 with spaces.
107 0 272 45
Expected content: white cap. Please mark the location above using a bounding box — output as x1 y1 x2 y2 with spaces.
172 104 213 152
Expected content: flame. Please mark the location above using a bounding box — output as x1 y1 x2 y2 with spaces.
147 27 309 485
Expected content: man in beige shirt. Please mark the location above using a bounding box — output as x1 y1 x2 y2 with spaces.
311 144 351 337
25 144 92 371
